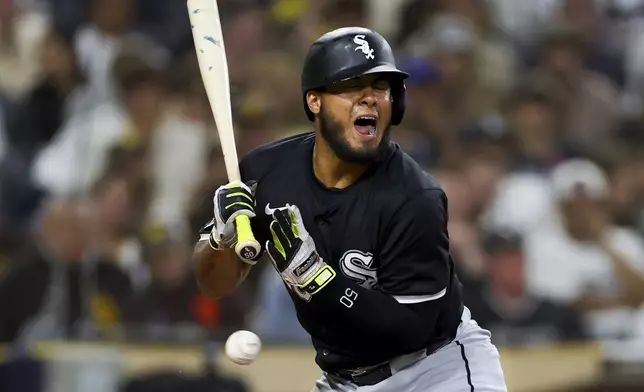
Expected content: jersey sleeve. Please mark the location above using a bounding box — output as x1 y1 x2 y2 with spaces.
377 188 451 303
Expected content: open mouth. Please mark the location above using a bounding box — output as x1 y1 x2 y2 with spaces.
354 116 378 137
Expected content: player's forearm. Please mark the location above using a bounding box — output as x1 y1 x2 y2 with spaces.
310 274 437 356
193 240 251 299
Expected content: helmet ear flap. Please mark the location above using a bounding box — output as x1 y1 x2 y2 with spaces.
391 82 406 126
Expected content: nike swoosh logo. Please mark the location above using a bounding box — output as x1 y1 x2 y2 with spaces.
265 203 278 216
265 203 291 216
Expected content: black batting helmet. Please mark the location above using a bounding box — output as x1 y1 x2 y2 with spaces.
301 27 409 125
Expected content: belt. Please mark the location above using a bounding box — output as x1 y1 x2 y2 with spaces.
334 306 469 387
335 341 445 386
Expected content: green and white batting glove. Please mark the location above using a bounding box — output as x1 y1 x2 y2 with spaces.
210 180 258 261
265 204 336 300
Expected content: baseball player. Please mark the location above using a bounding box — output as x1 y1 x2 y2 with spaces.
194 27 507 392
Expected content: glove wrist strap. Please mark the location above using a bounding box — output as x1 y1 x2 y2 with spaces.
301 264 336 295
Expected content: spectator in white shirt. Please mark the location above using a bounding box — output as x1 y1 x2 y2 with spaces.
32 52 165 198
525 158 644 339
73 0 169 103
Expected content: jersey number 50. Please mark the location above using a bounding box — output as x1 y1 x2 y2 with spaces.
340 288 358 308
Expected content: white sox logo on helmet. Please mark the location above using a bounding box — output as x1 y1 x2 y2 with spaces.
353 35 375 60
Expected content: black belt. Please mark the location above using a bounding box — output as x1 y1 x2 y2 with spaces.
336 363 395 387
334 337 453 387
334 303 465 387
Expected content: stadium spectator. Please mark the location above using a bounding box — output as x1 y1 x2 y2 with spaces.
525 159 644 339
0 200 132 343
31 51 164 198
73 0 168 102
466 229 587 347
531 27 620 160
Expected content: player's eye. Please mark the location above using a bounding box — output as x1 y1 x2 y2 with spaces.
327 81 362 93
372 79 391 91
343 82 364 90
329 77 390 95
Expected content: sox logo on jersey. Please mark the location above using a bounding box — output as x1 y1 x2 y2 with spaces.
339 250 378 289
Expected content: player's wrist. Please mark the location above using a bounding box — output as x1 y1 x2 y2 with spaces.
209 226 236 250
208 229 221 250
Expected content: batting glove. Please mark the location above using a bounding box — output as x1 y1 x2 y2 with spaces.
266 204 336 300
210 180 257 258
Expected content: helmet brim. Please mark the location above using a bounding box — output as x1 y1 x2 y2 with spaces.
336 64 410 83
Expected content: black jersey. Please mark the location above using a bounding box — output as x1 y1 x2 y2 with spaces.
203 132 463 373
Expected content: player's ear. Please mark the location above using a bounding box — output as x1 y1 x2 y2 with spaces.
306 91 321 116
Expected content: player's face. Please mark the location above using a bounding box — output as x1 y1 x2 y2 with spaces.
315 74 394 163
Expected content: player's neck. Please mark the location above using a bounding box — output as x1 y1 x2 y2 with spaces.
312 137 369 189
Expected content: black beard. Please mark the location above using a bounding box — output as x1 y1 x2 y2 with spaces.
318 105 392 164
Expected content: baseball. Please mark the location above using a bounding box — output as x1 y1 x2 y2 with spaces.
225 330 262 365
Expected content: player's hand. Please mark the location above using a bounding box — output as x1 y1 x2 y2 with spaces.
211 180 258 257
265 204 336 298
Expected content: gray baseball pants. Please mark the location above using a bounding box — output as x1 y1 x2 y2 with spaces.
312 307 507 392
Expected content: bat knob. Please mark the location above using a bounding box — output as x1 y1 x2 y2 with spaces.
234 215 261 263
236 241 261 261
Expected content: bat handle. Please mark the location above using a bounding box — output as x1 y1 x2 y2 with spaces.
234 214 261 261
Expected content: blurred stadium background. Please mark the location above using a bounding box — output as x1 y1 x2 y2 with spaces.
1 0 644 391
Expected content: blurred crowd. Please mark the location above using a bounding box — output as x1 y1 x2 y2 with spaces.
1 0 644 354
